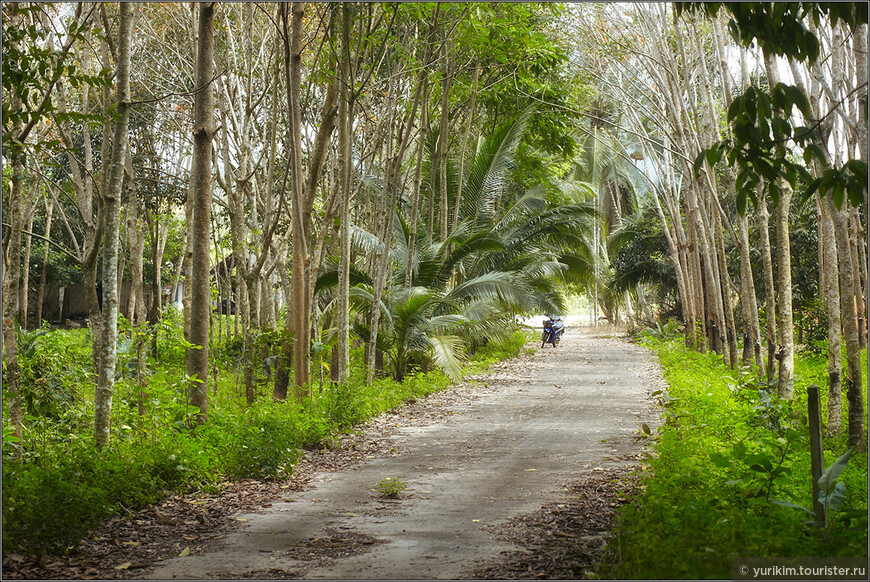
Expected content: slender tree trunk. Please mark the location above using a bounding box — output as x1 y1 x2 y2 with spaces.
736 212 763 370
437 36 452 241
2 23 27 438
125 153 148 416
35 195 54 326
364 18 429 385
713 210 737 367
404 99 428 287
279 2 309 397
94 2 133 450
453 65 479 231
818 196 842 437
182 186 194 342
773 185 795 399
756 193 777 383
335 2 354 385
762 53 796 399
186 2 215 424
848 209 866 349
826 196 866 451
18 206 36 329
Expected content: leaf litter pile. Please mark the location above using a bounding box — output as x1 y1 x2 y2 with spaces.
0 359 523 581
469 463 642 580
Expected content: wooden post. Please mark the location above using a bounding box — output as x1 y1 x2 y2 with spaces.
807 384 825 525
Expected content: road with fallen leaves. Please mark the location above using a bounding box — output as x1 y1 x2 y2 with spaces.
141 328 661 580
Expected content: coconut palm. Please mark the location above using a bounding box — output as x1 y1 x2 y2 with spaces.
317 110 597 382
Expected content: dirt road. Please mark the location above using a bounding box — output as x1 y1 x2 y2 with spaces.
144 329 661 580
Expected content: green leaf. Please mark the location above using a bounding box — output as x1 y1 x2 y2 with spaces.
785 85 812 118
694 150 707 176
709 451 731 468
754 157 776 180
817 448 852 495
770 498 813 516
771 117 791 141
819 481 847 512
833 182 845 209
705 144 723 169
736 190 748 216
727 98 742 122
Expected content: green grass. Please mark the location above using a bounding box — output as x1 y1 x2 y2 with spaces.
1 325 529 554
596 337 868 579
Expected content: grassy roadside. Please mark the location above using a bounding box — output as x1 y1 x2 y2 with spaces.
596 336 868 579
2 327 530 555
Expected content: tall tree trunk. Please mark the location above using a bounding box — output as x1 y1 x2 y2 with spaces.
453 65 479 231
335 2 354 385
736 212 763 370
826 196 866 451
2 14 27 438
280 2 310 397
848 209 866 349
818 197 842 437
182 183 194 343
275 2 338 398
125 153 148 416
94 2 133 450
18 205 36 329
364 18 430 385
437 36 452 241
764 53 795 399
404 98 429 287
35 195 54 326
186 2 215 424
756 190 777 383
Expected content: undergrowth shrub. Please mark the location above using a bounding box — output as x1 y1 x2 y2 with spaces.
597 337 868 579
2 327 529 554
2 458 106 553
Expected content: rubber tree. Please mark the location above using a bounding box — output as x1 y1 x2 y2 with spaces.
274 2 339 399
94 1 134 450
185 2 216 424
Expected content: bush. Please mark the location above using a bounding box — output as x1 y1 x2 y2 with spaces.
3 460 106 553
597 337 868 579
2 326 528 553
209 406 306 481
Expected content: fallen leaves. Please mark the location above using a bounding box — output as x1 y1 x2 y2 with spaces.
470 464 641 580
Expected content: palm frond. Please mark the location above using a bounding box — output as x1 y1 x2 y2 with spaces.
314 257 374 296
460 107 533 225
425 334 465 382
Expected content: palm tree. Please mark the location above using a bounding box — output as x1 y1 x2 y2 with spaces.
316 110 598 382
572 124 645 324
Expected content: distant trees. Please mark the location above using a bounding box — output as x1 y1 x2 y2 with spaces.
2 2 586 450
566 3 866 448
2 2 864 452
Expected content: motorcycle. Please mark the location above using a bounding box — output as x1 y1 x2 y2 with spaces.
541 316 564 347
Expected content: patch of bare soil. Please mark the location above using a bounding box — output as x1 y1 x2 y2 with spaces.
468 463 642 580
0 358 524 581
